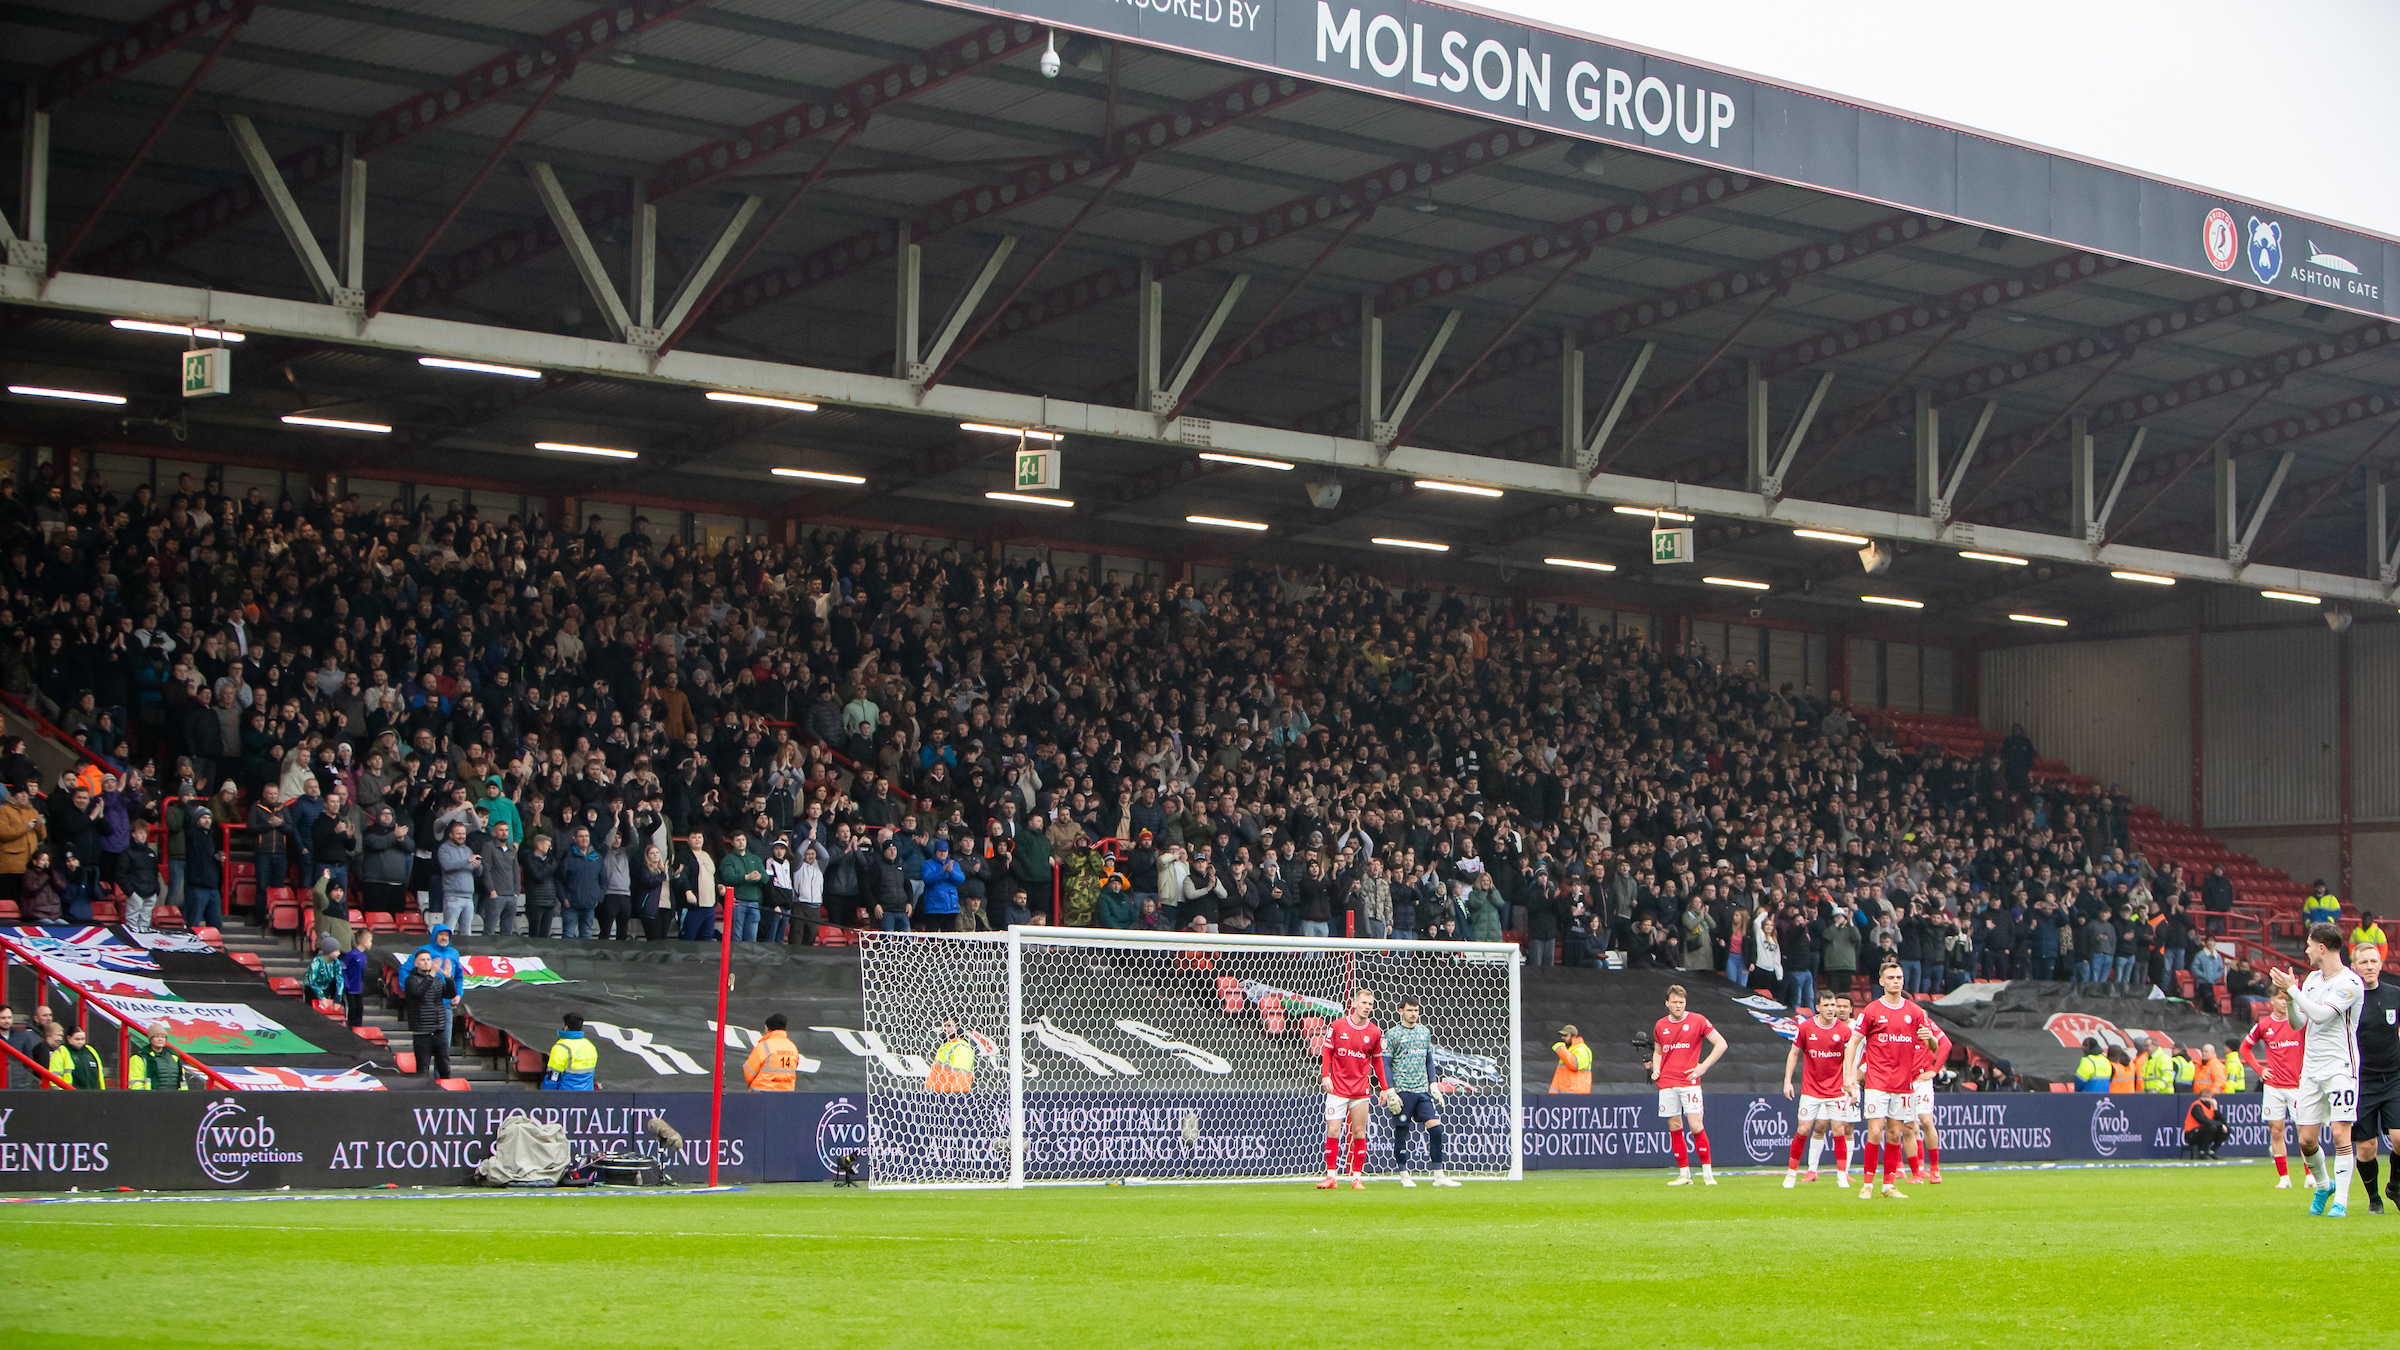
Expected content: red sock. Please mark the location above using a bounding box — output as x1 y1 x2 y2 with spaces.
1325 1137 1341 1173
1885 1145 1902 1182
1670 1129 1689 1168
1861 1140 1880 1179
1924 1143 1939 1172
1348 1138 1366 1176
1833 1136 1850 1172
1788 1136 1809 1167
2274 1154 2289 1177
1691 1130 1711 1165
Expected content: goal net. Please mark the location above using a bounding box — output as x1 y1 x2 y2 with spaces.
857 927 1522 1189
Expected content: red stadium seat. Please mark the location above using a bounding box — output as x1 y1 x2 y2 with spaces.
437 1078 472 1092
391 1049 414 1073
1260 994 1286 1034
366 913 395 933
268 976 302 997
353 1025 387 1046
1215 975 1243 1013
230 951 264 974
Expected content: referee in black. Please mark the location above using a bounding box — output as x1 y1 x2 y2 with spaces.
2350 941 2400 1214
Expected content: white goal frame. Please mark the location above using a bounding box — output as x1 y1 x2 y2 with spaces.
859 926 1525 1190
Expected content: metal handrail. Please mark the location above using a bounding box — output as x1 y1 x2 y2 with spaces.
0 1034 74 1089
0 931 241 1090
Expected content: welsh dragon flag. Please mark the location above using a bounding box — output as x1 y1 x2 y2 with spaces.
90 997 321 1055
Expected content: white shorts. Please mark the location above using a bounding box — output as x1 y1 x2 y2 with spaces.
2292 1072 2359 1127
1324 1092 1369 1125
1657 1085 1704 1122
1909 1084 1936 1119
1862 1088 1915 1121
2261 1085 2299 1124
1798 1093 1858 1124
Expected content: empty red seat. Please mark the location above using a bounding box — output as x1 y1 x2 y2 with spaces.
437 1078 472 1092
230 951 264 973
392 1049 414 1072
366 913 396 932
193 927 224 949
354 1025 388 1046
268 904 301 935
268 976 302 996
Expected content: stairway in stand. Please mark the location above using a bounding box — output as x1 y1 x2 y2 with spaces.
222 915 524 1089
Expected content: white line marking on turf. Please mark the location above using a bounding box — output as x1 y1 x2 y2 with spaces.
0 1186 746 1206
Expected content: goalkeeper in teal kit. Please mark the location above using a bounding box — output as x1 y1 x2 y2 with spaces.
1381 998 1461 1187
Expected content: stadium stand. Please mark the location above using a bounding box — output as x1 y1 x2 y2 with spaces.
0 474 2327 1090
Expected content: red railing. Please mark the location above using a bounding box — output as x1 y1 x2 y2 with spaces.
0 1035 73 1089
0 931 240 1090
0 687 118 774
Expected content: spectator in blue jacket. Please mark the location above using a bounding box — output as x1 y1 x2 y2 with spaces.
920 837 964 932
406 924 466 1047
557 824 606 938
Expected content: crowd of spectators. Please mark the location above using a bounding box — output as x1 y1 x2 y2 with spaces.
0 469 2253 1011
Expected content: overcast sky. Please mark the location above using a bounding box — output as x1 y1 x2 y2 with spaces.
1489 0 2400 238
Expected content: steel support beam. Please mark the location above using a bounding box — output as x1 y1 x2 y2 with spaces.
4 94 49 271
364 71 567 321
84 0 717 280
713 74 1312 327
1359 296 1384 443
2229 451 2296 566
2379 476 2400 586
1166 209 1370 424
652 192 765 348
39 0 238 109
1558 330 1582 471
2067 416 2094 541
336 137 365 297
2110 377 2283 543
914 234 1021 387
1763 370 1833 499
1913 388 1941 518
1579 341 1655 474
892 221 920 382
2250 414 2400 565
923 164 1132 393
18 266 2399 603
2213 440 2239 560
528 162 634 340
1744 360 1770 492
1595 286 1785 479
629 180 655 332
1395 245 1590 449
223 114 353 307
983 125 1550 350
1376 310 1459 446
1135 261 1161 413
51 9 245 277
2090 427 2145 544
1155 272 1249 416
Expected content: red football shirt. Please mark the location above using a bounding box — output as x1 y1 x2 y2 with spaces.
1854 996 1931 1093
1652 1013 1716 1088
1913 1026 1952 1083
2240 1016 2303 1089
1321 1016 1386 1098
1794 1018 1854 1099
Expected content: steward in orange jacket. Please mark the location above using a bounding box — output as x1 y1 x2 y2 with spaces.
743 1014 804 1091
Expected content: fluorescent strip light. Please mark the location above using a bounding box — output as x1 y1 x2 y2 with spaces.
772 467 866 485
111 319 244 343
1415 479 1503 498
1861 595 1924 609
1959 550 2029 566
2110 569 2175 586
1187 514 1268 531
9 385 126 405
1793 528 1871 545
1614 505 1695 522
2260 590 2321 605
708 391 817 412
961 423 1062 441
1197 452 1293 470
985 491 1074 508
2009 613 2069 627
421 356 541 379
1703 576 1770 591
1544 557 1617 572
535 441 637 459
281 414 390 434
1371 537 1449 552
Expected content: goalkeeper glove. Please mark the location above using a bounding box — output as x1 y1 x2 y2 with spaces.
1379 1088 1403 1115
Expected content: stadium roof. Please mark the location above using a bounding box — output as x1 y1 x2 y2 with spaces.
4 0 2397 637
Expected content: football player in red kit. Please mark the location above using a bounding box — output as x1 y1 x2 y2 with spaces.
1650 984 1729 1187
1782 987 1856 1188
1844 961 1939 1199
1318 987 1388 1190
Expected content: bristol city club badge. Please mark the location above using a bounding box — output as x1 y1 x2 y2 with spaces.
2202 208 2237 272
2246 216 2282 283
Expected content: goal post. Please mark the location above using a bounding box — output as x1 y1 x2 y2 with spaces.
858 927 1524 1190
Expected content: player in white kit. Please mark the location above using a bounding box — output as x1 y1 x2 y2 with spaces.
2273 922 2367 1217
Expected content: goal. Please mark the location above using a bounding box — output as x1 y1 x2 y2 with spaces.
856 927 1523 1189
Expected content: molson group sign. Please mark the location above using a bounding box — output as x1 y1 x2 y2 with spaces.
948 0 2397 318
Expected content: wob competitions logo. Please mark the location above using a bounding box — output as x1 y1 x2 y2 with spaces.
2088 1098 2141 1159
1740 1097 1789 1163
815 1096 869 1176
195 1097 303 1184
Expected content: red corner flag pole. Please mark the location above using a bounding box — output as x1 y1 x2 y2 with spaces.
709 883 733 1187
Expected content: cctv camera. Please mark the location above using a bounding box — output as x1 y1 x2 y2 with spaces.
2325 604 2354 634
1857 541 1892 574
1039 32 1061 78
1306 480 1343 510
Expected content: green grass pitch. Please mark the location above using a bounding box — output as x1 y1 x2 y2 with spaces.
4 1165 2393 1348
